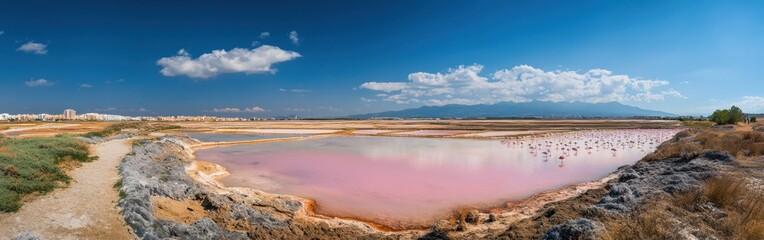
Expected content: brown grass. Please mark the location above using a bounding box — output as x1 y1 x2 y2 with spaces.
704 174 749 208
643 129 764 161
605 203 677 240
607 174 764 239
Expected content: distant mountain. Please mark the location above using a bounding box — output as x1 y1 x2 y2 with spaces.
348 101 676 119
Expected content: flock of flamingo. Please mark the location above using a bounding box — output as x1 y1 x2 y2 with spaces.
500 129 685 167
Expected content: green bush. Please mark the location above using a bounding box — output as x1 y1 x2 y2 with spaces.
0 135 90 212
710 106 745 125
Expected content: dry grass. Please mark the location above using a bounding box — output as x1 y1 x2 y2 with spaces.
607 174 764 239
605 203 678 240
643 129 764 161
704 174 749 208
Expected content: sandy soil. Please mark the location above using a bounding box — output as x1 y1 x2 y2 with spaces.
0 138 135 240
0 122 112 138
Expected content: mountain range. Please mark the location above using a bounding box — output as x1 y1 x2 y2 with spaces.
348 101 676 119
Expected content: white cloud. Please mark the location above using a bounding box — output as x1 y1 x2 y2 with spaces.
360 97 376 103
279 88 311 93
213 107 241 113
284 107 311 112
212 106 267 113
359 82 408 92
244 106 267 113
80 83 93 88
251 41 261 47
17 41 48 55
289 31 299 45
732 96 764 113
157 45 301 79
25 79 54 87
359 64 684 105
260 32 270 39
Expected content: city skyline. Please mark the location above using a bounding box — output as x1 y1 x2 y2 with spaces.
2 1 764 117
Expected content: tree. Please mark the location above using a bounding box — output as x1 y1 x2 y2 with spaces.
710 109 730 125
729 105 744 124
709 106 746 125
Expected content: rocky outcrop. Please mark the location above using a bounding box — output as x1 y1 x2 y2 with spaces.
116 136 413 240
541 218 605 240
11 231 41 240
596 151 732 213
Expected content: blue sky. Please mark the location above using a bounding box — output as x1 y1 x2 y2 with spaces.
1 0 763 117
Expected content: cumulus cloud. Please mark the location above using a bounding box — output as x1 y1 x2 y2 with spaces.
80 83 93 88
359 64 683 105
17 41 48 55
157 45 301 79
25 79 53 87
731 96 764 112
212 106 267 113
260 32 270 39
359 82 408 92
289 31 299 45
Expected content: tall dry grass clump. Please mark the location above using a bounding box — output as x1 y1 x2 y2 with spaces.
706 175 764 239
604 204 676 240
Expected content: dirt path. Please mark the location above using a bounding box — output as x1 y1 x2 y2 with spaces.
0 139 135 240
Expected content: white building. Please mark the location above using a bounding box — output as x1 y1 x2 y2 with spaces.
64 109 77 120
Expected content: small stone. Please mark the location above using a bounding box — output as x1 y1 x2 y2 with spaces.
464 210 480 224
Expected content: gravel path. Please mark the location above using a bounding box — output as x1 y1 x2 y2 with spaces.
0 138 135 240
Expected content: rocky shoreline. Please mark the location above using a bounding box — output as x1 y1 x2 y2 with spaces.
116 133 741 239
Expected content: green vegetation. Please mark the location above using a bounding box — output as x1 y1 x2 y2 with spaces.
81 122 181 138
0 135 90 212
709 105 745 125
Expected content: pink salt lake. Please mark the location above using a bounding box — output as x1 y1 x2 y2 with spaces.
194 129 681 229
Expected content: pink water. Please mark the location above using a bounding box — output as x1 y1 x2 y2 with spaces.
194 129 682 229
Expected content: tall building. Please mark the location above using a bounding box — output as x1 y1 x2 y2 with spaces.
64 109 76 120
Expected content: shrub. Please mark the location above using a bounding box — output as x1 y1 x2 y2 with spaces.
0 135 90 212
709 106 745 125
